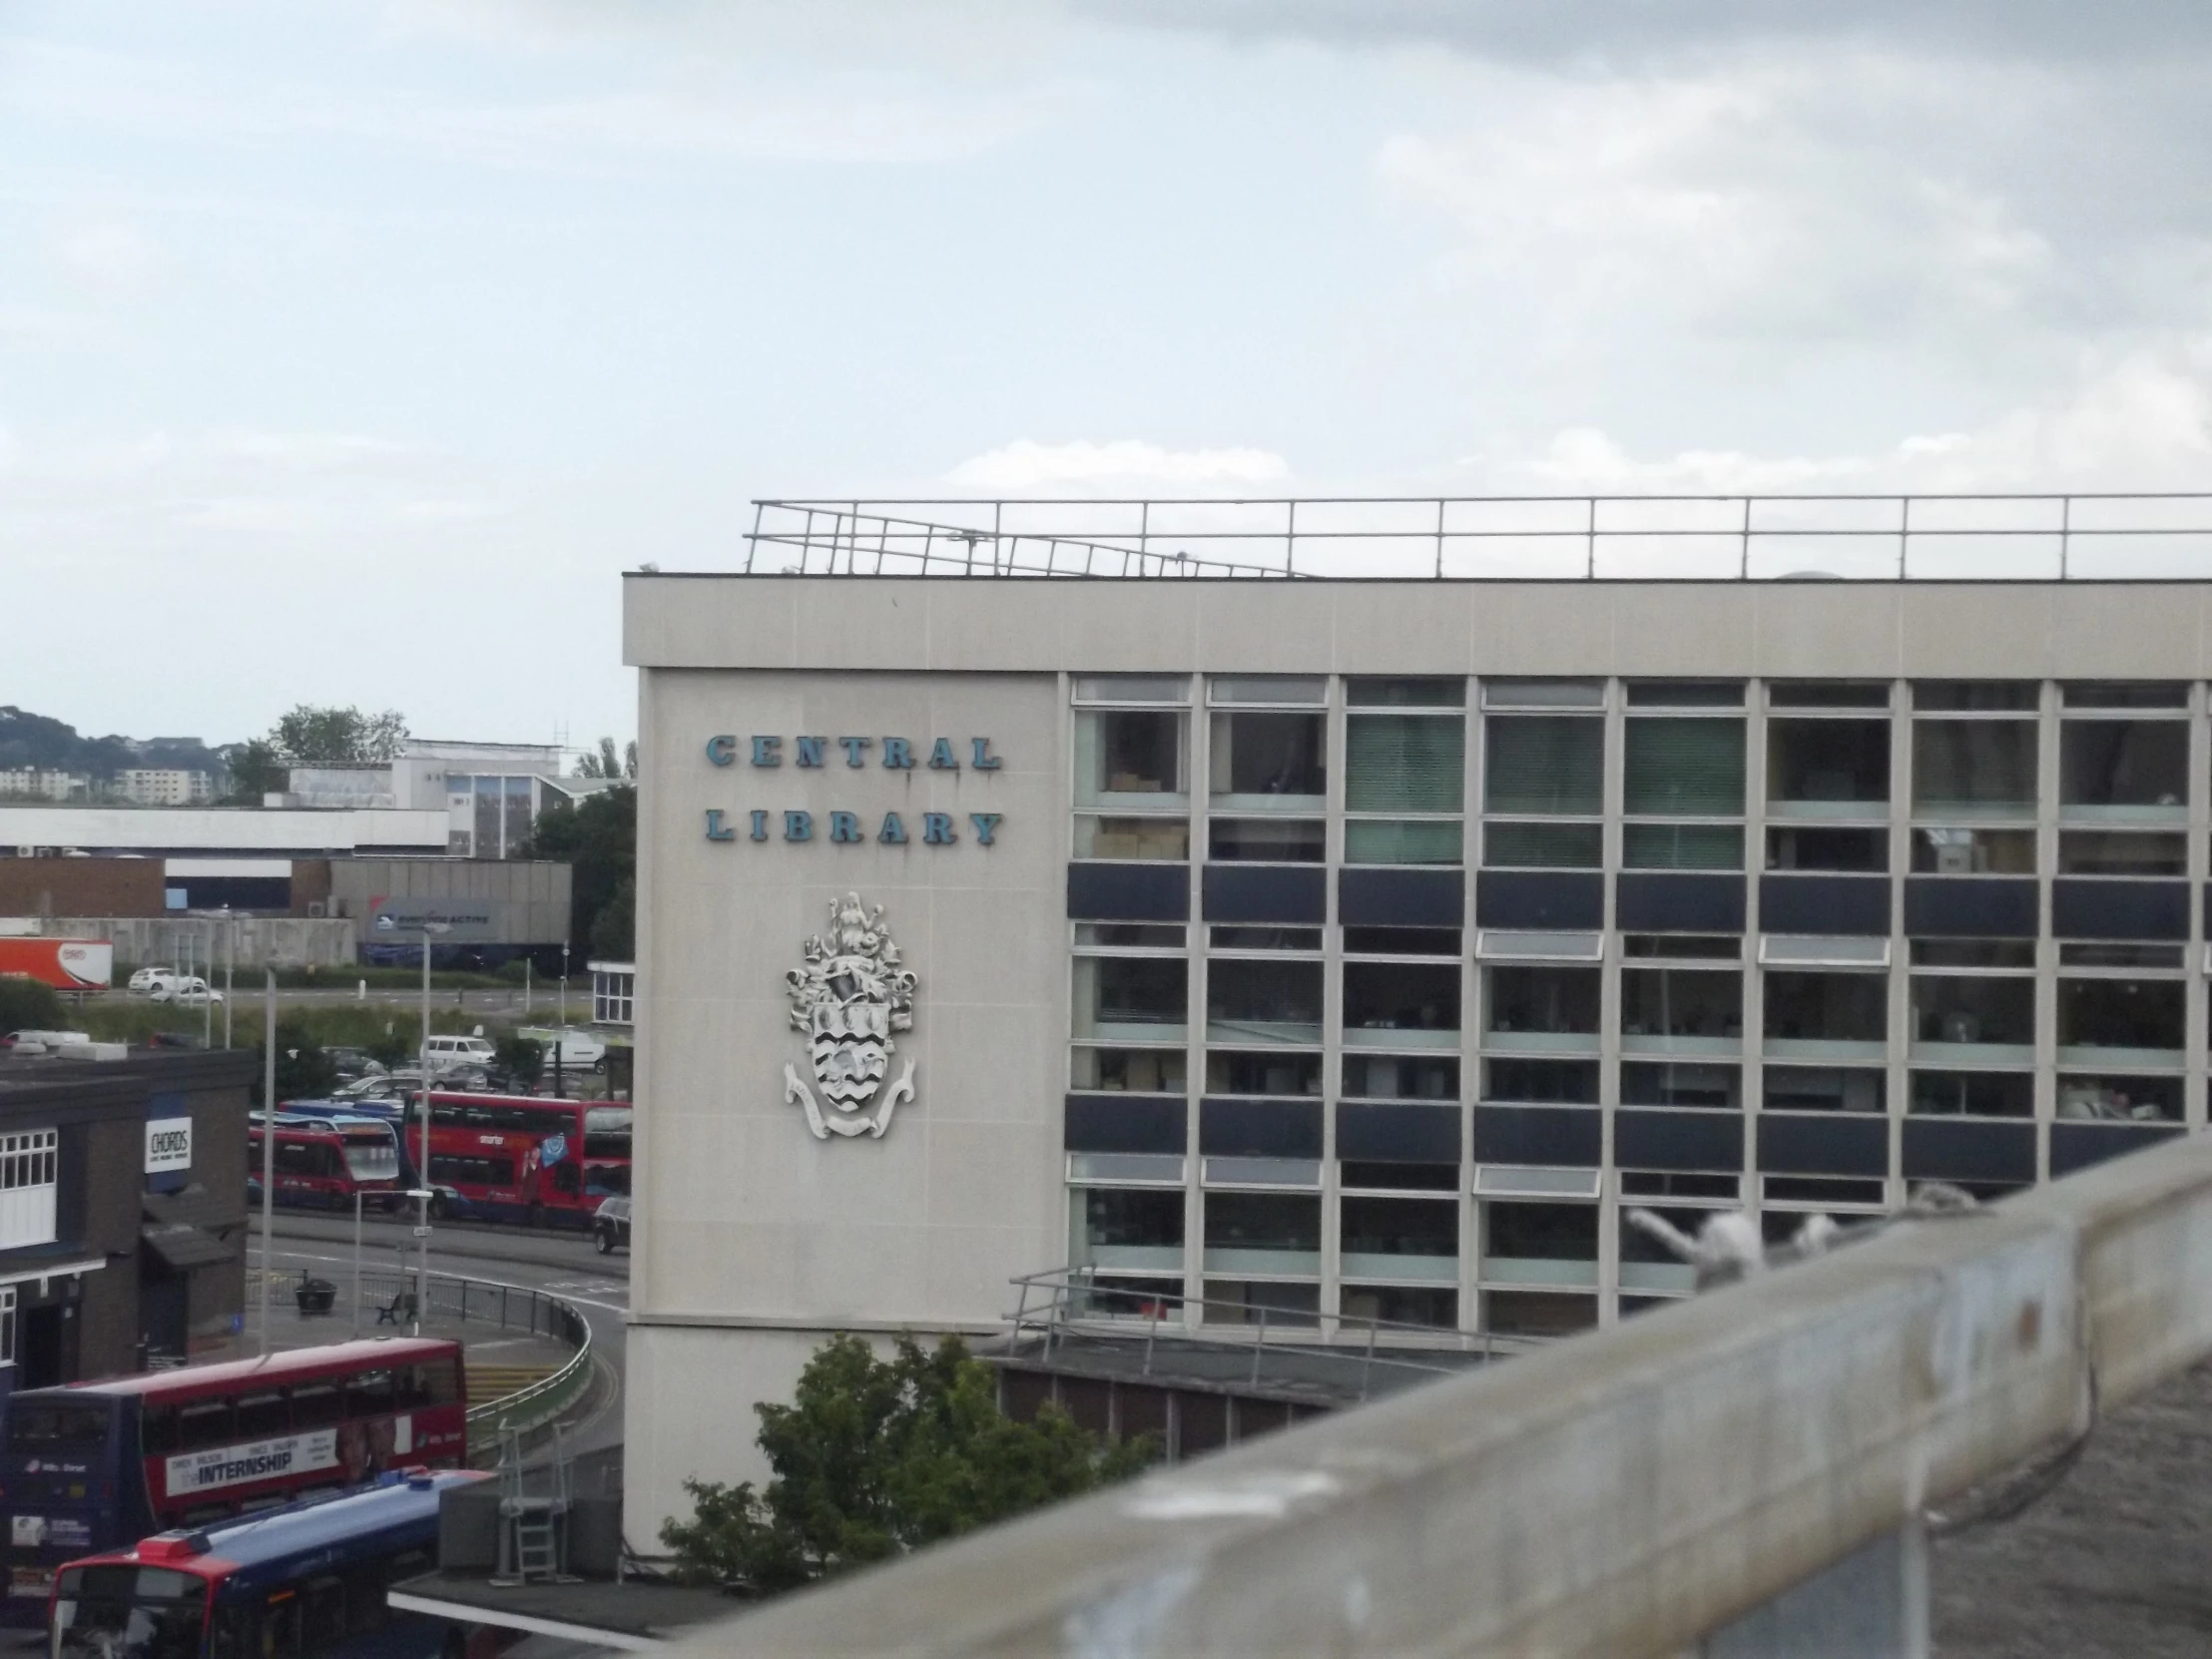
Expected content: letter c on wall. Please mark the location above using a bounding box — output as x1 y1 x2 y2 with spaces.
706 735 737 767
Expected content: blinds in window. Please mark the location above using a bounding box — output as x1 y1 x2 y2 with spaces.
1345 820 1464 864
1913 723 2036 812
1347 716 1464 813
1624 719 1745 816
1484 717 1603 815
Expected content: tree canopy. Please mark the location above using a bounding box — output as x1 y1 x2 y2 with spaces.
575 737 638 780
271 705 408 765
518 783 635 962
661 1335 1150 1597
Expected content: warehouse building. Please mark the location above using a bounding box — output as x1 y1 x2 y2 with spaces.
618 495 2212 1536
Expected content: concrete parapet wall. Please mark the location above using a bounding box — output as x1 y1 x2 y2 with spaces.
60 915 357 970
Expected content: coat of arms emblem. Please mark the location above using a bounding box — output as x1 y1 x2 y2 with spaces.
783 892 918 1140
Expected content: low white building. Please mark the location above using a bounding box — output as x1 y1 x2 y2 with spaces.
115 770 215 807
286 740 611 858
0 771 90 802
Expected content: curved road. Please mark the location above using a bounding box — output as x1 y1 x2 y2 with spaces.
247 1211 629 1460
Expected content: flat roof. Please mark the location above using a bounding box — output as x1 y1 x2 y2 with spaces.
39 1335 457 1397
390 1572 741 1651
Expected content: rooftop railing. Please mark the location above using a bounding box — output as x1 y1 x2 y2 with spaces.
744 493 2212 581
671 1133 2212 1657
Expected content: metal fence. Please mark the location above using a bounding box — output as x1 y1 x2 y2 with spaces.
670 1134 2212 1657
744 493 2212 582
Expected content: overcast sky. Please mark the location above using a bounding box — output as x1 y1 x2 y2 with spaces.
5 1 2210 753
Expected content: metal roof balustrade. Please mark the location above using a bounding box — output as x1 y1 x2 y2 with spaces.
668 1133 2212 1657
744 493 2212 581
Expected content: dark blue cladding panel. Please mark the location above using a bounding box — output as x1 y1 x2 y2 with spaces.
1615 874 1745 933
1064 1095 1186 1154
1339 868 1464 928
1614 1110 1744 1171
1337 1104 1460 1164
2049 1122 2183 1178
1067 862 1188 922
1759 875 1891 937
1202 865 1329 924
1469 1105 1601 1167
1199 1098 1325 1158
1755 1114 1889 1177
1474 872 1604 931
1903 878 2038 938
1902 1120 2035 1184
2050 879 2188 941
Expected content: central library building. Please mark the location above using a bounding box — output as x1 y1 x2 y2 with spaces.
620 558 2212 1533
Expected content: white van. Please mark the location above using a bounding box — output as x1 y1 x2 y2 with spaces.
423 1034 499 1074
2 1030 94 1055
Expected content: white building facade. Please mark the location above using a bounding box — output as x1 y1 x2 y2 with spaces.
621 508 2212 1539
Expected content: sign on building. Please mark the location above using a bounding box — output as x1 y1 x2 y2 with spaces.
368 898 502 941
144 1116 193 1174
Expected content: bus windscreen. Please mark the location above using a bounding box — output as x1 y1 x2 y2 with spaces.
583 1105 632 1158
6 1401 112 1454
51 1563 206 1659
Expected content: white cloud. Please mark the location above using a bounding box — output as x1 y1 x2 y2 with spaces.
946 438 1292 490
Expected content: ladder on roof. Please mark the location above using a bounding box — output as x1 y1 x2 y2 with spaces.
489 1423 578 1586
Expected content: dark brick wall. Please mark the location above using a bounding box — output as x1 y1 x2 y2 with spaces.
0 858 166 918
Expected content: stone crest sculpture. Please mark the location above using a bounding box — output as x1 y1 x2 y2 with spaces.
783 892 917 1140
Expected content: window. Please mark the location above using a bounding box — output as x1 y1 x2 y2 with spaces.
2062 682 2188 709
2057 831 2186 875
1621 1061 1741 1110
1480 1201 1597 1288
1485 1291 1597 1337
1618 1207 1703 1295
1202 1281 1321 1327
1211 676 1326 705
1916 682 2037 713
1482 1057 1599 1105
1206 1051 1322 1096
1074 709 1187 809
1070 1188 1184 1275
2061 720 2189 821
1912 973 2034 1060
1767 719 1889 818
591 970 634 1025
1076 675 1189 704
1912 827 2036 874
1341 1195 1458 1282
1343 926 1459 956
2057 976 2184 1062
1342 1286 1458 1329
1210 711 1325 809
1482 679 1603 710
1203 1191 1321 1276
288 1383 343 1428
0 1128 58 1249
1624 716 1745 869
1619 968 1742 1051
1767 827 1887 872
1627 681 1744 708
1342 1054 1458 1101
1206 958 1322 1045
235 1391 287 1439
0 1287 13 1368
1910 1071 2031 1118
1345 820 1463 864
1349 678 1464 708
1913 722 2036 818
1209 819 1326 862
1763 971 1887 1054
1347 710 1464 864
1484 717 1603 816
1482 821 1602 868
1071 1048 1187 1092
2058 1074 2182 1123
1763 1066 1886 1113
1211 925 1321 950
345 1370 397 1419
1482 966 1600 1049
1343 961 1460 1047
1072 956 1187 1041
1075 817 1190 860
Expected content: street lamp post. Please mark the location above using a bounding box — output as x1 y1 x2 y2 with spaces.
257 965 276 1357
351 1188 365 1338
222 910 235 1049
412 921 451 1336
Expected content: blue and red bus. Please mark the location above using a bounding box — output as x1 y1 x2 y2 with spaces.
0 1339 466 1619
247 1116 407 1214
407 1093 631 1228
48 1468 506 1658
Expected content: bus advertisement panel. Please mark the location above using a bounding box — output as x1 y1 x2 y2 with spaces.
0 1339 465 1620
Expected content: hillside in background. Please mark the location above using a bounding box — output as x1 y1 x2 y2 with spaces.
0 706 231 780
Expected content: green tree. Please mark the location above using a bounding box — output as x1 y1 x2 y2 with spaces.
219 738 287 805
271 705 408 764
251 1019 340 1105
518 785 635 963
589 875 635 958
575 737 638 780
0 976 67 1033
661 1335 1149 1596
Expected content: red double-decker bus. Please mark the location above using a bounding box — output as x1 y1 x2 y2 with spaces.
248 1116 407 1215
409 1092 631 1228
0 1339 466 1618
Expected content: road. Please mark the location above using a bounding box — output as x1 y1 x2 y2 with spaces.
248 1209 630 1461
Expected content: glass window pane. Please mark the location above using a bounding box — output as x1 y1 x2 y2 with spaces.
1764 972 1887 1043
1620 1061 1741 1109
1484 718 1602 815
1206 1050 1323 1096
1767 720 1889 813
2062 682 2188 709
1075 675 1188 704
1763 1066 1886 1112
1911 827 2036 873
1342 1196 1458 1261
1483 821 1602 868
1071 1188 1185 1274
1482 679 1602 710
1481 1057 1598 1104
1625 681 1743 708
2060 721 2189 815
1912 975 2035 1048
1344 962 1461 1042
1211 712 1326 805
2057 978 2184 1054
1348 678 1464 708
1769 682 1889 709
1075 710 1186 807
1910 1071 2031 1117
1624 720 1745 816
1915 682 2037 712
2057 831 2186 875
1342 1286 1458 1328
1623 823 1742 869
2057 1074 2182 1123
1072 957 1187 1040
1211 676 1326 705
1208 819 1325 862
1341 1054 1459 1100
1074 817 1189 860
1204 1192 1321 1254
1621 969 1743 1040
1912 722 2036 816
1346 715 1464 813
1207 958 1324 1045
1344 820 1463 865
1766 827 1887 872
1483 966 1600 1037
1071 1047 1188 1091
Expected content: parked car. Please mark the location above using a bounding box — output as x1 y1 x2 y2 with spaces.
127 966 179 995
150 975 224 1004
323 1046 386 1083
524 1027 608 1073
333 1073 402 1102
592 1195 632 1255
422 1034 498 1075
2 1029 92 1055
